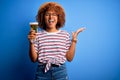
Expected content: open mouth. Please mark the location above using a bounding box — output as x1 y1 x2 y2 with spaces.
48 19 54 23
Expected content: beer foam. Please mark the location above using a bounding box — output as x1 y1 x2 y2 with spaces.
29 22 38 25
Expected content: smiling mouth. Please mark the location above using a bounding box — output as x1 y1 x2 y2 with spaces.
48 19 54 23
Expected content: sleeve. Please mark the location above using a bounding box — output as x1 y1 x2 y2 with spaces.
66 32 71 51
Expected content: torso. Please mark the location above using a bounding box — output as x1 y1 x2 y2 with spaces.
35 30 71 64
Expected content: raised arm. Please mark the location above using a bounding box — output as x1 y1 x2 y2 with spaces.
66 27 86 62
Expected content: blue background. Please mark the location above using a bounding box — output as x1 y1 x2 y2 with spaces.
0 0 120 80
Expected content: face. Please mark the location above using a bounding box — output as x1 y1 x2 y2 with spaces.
44 10 58 29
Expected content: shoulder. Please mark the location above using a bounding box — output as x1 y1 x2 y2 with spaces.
59 30 70 36
36 30 46 38
58 30 70 39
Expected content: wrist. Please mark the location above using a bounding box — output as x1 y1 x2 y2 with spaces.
29 41 34 45
72 38 77 43
29 39 36 44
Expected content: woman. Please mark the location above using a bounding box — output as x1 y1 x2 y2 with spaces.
28 2 85 80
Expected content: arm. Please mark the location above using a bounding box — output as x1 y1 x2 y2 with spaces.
28 30 38 62
66 27 86 62
29 42 38 62
66 40 77 62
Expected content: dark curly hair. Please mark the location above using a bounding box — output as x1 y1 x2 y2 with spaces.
36 2 65 30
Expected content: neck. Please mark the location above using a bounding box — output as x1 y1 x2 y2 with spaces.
45 28 58 33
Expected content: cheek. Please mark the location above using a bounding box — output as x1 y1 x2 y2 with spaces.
55 17 58 22
44 17 48 23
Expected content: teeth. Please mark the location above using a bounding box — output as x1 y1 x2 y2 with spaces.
49 20 54 22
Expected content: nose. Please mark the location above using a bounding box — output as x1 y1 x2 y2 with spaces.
49 14 52 19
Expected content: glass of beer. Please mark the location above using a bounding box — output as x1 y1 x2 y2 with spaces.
29 22 38 33
29 22 38 43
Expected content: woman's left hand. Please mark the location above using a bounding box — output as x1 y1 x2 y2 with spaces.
72 27 86 41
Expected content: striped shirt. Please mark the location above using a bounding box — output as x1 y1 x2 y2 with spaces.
34 30 71 72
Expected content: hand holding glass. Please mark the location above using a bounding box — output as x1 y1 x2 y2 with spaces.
29 22 38 43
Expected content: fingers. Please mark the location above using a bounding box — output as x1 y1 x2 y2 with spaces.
29 30 36 35
76 27 86 34
28 35 36 39
29 30 36 36
28 30 36 40
72 27 86 38
71 27 86 41
72 32 75 36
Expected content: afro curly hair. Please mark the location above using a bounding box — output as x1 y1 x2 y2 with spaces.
36 2 65 30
